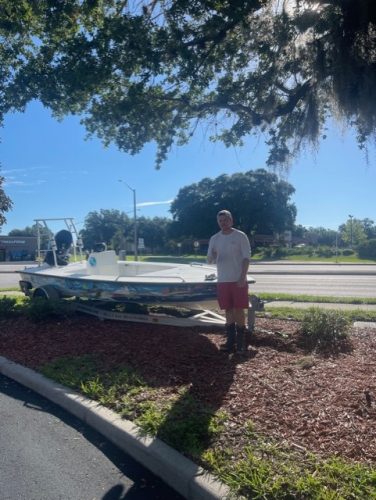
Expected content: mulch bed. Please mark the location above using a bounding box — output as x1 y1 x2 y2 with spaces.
1 314 376 463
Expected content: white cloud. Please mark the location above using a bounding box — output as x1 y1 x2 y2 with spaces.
3 179 26 186
57 169 90 175
4 179 47 186
136 199 174 207
1 166 51 174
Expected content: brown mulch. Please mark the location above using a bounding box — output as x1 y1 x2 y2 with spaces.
1 314 376 464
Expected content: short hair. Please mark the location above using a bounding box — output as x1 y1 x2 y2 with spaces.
217 210 233 219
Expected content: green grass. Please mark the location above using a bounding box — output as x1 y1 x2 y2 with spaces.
40 356 227 459
254 292 376 321
258 306 376 322
139 253 376 264
206 445 376 498
257 292 376 305
38 355 376 499
279 254 376 263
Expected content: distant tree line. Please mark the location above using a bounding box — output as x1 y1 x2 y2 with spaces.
294 219 376 249
3 169 376 259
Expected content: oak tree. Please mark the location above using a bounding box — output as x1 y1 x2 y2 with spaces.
80 209 131 250
170 168 297 238
0 172 12 229
1 1 376 170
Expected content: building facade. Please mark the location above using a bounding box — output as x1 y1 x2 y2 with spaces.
0 236 37 262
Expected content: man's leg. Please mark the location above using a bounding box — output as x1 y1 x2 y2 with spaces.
225 309 236 325
217 284 236 352
233 308 247 352
233 308 246 328
220 309 236 352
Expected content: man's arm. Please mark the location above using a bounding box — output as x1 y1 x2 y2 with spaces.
207 253 216 264
207 237 217 264
238 257 249 286
238 232 251 285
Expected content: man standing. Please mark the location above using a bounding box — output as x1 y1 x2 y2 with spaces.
207 210 251 353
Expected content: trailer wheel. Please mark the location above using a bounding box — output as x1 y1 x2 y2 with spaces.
33 285 60 300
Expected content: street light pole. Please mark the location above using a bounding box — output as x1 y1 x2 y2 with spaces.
119 180 138 261
335 231 338 263
348 214 354 249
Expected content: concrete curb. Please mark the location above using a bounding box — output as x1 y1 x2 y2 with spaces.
354 321 376 328
0 356 230 500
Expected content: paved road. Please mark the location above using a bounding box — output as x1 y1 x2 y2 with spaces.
249 262 376 297
0 266 24 288
250 274 376 297
0 373 182 500
0 263 37 273
250 261 376 275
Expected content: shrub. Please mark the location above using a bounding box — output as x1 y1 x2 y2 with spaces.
357 239 376 260
292 245 310 255
261 247 273 258
341 249 355 256
26 298 71 322
273 246 288 258
260 246 289 259
0 296 20 318
316 246 335 258
300 308 351 352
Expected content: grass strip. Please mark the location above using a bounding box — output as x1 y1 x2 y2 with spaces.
257 292 376 305
258 307 376 322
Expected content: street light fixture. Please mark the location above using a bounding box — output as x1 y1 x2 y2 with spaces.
119 180 138 261
348 214 354 248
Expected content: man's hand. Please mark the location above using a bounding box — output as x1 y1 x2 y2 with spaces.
207 250 217 264
237 276 247 287
237 258 250 287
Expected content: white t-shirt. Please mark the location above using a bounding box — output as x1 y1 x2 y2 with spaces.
207 229 251 282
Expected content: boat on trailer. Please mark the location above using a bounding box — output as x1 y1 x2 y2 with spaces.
18 218 257 326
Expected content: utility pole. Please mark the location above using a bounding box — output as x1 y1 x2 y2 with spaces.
119 180 138 261
348 214 354 248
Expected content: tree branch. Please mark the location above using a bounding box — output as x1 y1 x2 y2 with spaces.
274 80 313 118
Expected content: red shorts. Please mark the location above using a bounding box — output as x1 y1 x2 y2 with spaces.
217 282 249 310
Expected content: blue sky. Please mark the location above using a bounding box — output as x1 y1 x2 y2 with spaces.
1 100 375 235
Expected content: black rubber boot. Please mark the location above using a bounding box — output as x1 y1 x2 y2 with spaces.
236 326 247 353
220 323 236 352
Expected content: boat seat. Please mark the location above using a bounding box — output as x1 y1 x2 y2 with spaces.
86 250 118 276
